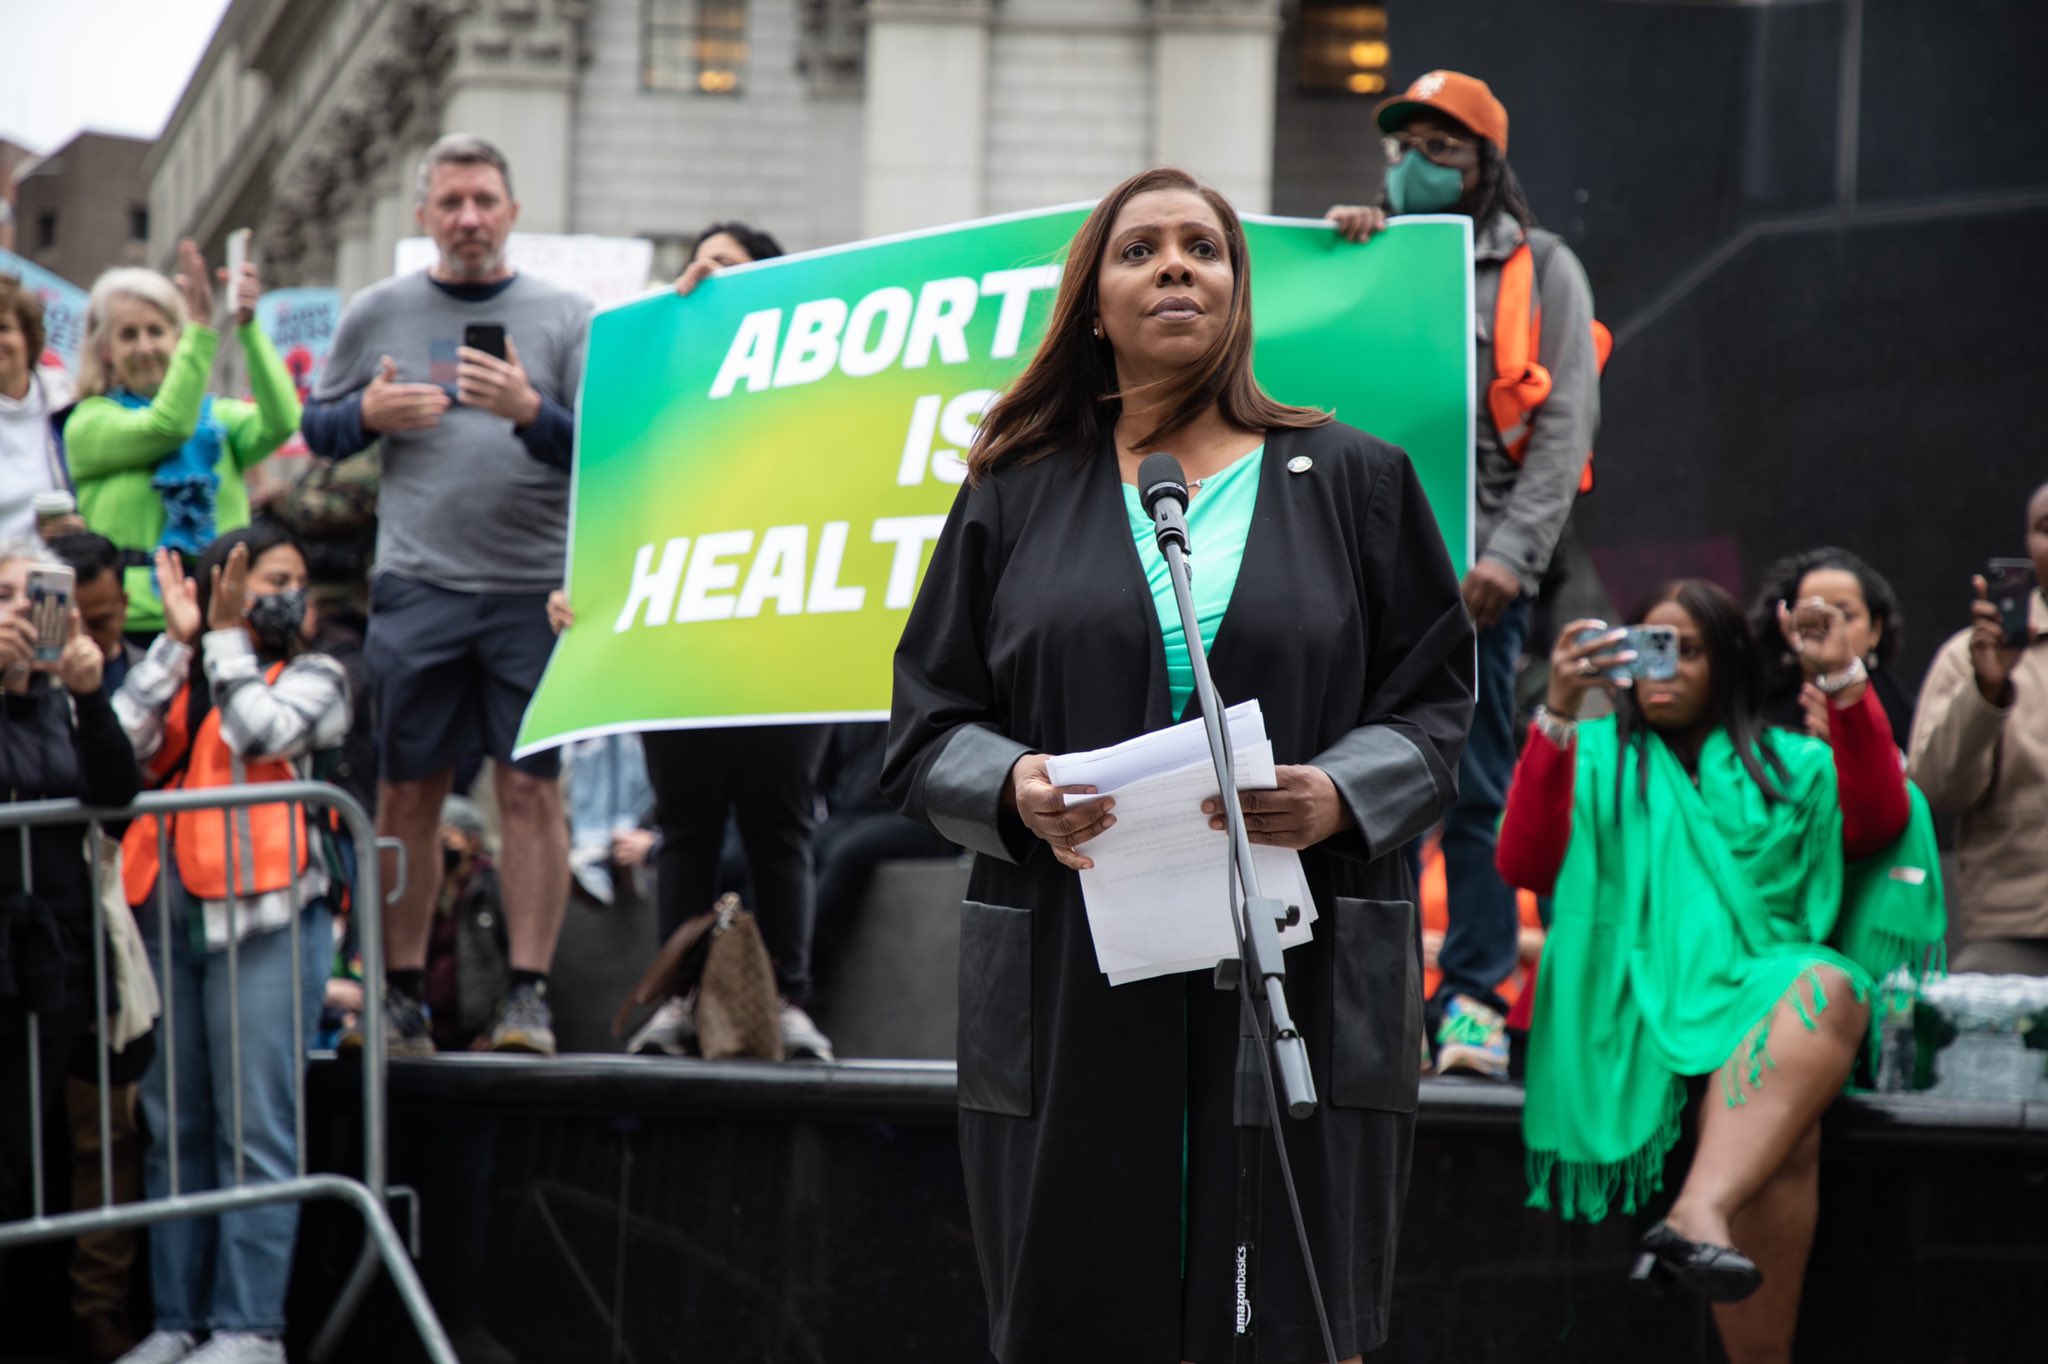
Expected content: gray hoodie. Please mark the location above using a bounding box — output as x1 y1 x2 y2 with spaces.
1469 214 1601 596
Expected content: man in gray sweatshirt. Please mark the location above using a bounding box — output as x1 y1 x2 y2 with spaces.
302 133 592 1057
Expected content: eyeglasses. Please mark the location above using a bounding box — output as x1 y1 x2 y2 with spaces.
1383 131 1478 169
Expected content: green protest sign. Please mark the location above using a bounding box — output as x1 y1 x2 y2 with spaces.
514 208 1473 755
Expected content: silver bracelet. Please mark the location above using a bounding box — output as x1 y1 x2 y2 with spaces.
1813 656 1869 695
1532 705 1577 750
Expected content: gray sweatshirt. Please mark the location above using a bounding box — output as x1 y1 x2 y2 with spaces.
312 271 592 594
1470 215 1601 596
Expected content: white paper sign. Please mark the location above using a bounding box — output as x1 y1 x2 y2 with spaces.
394 232 656 304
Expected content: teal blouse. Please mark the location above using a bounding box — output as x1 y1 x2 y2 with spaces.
1122 446 1263 719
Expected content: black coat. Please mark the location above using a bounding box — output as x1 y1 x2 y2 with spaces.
885 423 1475 1363
0 680 141 1036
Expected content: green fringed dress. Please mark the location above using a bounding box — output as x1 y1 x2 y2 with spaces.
1518 706 1946 1223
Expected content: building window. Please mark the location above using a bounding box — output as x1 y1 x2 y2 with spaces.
1298 4 1390 95
36 211 56 251
644 0 748 94
130 205 149 242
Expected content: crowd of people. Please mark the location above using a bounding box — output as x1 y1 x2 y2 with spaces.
0 68 2038 1364
0 134 960 1363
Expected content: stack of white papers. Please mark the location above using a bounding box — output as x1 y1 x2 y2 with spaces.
1046 700 1318 985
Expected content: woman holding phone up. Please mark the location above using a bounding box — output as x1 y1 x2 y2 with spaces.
1501 581 1942 1364
0 539 141 1241
67 240 301 638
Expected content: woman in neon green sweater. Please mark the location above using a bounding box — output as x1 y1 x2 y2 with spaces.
68 238 301 635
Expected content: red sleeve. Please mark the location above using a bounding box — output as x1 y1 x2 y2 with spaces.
1831 685 1910 860
1496 725 1577 894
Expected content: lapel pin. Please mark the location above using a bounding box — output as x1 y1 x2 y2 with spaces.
1286 456 1313 474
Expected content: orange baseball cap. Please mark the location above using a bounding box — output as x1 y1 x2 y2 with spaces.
1375 70 1509 155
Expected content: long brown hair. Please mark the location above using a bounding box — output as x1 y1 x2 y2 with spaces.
967 167 1328 482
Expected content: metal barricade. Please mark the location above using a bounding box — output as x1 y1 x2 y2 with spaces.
0 781 454 1363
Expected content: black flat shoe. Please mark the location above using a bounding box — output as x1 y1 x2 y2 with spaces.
1630 1220 1763 1303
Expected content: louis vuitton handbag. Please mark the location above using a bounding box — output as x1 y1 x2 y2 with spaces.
612 892 783 1060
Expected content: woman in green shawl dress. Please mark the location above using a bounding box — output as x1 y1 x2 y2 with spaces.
1499 580 1943 1364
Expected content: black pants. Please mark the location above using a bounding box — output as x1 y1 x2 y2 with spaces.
0 1016 79 1289
641 726 830 1003
809 813 955 991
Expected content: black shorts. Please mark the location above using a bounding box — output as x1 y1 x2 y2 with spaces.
364 572 561 782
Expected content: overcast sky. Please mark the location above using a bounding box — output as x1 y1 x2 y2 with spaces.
1 0 235 153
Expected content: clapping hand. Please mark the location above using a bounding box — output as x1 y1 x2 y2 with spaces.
172 239 215 324
207 543 251 633
216 257 261 327
156 548 204 644
1007 754 1114 871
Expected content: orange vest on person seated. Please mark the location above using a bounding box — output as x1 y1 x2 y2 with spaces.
121 662 310 907
1489 241 1612 495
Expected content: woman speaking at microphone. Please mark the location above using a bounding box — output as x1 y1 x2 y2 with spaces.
884 168 1475 1364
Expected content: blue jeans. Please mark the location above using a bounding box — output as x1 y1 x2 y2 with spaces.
139 905 330 1334
1434 596 1531 1019
567 733 654 855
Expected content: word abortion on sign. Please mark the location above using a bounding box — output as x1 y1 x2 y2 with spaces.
514 207 1474 754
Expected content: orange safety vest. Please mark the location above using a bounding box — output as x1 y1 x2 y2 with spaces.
121 661 311 908
1488 240 1612 495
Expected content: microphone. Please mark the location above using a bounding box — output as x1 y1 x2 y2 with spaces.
1138 453 1190 555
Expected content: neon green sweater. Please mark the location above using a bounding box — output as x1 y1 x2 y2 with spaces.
69 321 302 633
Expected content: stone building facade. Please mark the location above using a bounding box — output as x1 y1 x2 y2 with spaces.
148 0 1391 295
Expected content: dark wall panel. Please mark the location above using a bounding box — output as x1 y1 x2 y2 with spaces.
1354 0 2047 684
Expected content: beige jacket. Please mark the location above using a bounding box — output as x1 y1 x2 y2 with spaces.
1908 590 2048 940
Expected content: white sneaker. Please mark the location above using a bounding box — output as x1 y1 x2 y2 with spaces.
183 1333 286 1364
778 1000 835 1062
114 1332 198 1364
627 992 697 1056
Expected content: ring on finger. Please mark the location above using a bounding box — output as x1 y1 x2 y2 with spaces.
1576 658 1599 677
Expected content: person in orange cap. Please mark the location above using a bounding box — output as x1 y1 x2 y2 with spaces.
1328 71 1602 1085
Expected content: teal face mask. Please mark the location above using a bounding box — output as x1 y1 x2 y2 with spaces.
1384 152 1466 215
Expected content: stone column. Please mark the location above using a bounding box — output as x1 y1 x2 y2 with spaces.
861 0 992 236
439 0 584 232
1149 0 1282 212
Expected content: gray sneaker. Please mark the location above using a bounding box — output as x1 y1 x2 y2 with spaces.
340 987 435 1059
778 1000 835 1062
490 981 557 1056
626 992 697 1056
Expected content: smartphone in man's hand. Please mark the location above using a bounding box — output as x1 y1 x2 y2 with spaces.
1987 558 2036 647
463 323 508 362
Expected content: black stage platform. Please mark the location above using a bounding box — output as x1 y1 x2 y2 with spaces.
7 1058 2045 1362
311 1058 2042 1363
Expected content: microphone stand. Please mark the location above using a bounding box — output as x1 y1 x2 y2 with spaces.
1146 476 1336 1364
